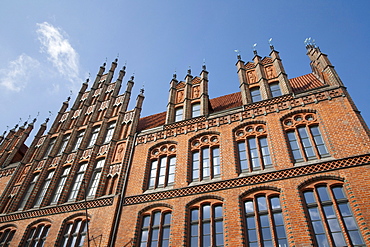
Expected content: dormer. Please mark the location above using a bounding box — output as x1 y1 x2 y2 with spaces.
165 66 210 124
236 45 292 105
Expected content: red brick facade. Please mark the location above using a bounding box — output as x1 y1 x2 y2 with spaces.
0 43 369 246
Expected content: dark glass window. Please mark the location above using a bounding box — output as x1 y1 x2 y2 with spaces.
60 219 88 247
68 163 88 200
149 156 176 189
139 211 172 247
34 170 55 207
24 224 50 247
303 184 364 246
19 173 40 210
190 204 224 247
250 87 262 103
51 166 71 204
87 159 105 197
0 228 16 247
269 82 282 97
104 122 116 143
244 195 288 247
175 107 183 122
238 136 272 172
43 138 56 158
192 103 201 118
58 134 70 155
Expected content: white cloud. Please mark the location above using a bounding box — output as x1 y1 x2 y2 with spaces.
36 22 81 88
0 54 40 92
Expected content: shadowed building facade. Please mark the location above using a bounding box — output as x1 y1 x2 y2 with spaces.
0 42 369 247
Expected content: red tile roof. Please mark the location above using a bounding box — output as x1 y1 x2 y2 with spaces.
290 73 325 94
137 73 324 131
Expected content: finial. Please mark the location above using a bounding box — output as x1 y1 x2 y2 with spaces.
187 66 191 75
45 118 50 123
140 88 144 94
86 77 89 84
268 38 274 50
122 65 126 71
130 75 134 81
234 50 241 60
33 118 37 123
115 53 119 63
252 43 258 55
304 37 317 49
202 59 206 71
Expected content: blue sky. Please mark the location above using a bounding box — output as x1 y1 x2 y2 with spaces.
1 1 369 137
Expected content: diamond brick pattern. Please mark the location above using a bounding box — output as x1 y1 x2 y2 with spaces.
123 154 370 205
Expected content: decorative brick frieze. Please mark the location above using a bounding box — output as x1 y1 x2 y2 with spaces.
137 88 344 145
0 167 16 178
0 196 114 223
123 154 370 205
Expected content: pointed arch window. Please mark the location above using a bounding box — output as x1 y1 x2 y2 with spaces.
60 218 89 247
243 192 288 247
87 159 105 197
18 173 40 210
58 134 70 155
283 113 329 162
235 123 272 173
104 121 116 143
34 170 55 207
51 166 71 204
0 227 16 247
147 143 176 190
88 126 100 147
72 130 84 152
302 182 364 246
43 138 56 158
190 134 220 182
139 209 172 247
23 222 51 247
68 162 88 201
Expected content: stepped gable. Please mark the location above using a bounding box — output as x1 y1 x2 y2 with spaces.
137 73 325 131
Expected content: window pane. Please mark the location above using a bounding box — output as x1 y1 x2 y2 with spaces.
317 186 330 202
304 191 316 204
191 209 199 221
270 82 282 97
332 186 346 200
245 201 254 213
203 205 210 219
270 197 281 209
238 142 248 171
214 205 222 218
257 196 267 211
251 87 262 102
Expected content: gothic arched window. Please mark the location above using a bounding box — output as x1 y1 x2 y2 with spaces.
235 123 272 173
147 143 176 190
23 221 51 246
190 134 220 182
59 217 89 247
282 112 329 162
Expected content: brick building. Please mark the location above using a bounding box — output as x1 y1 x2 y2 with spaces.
0 41 369 247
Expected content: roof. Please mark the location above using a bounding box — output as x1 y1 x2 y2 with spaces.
137 73 325 131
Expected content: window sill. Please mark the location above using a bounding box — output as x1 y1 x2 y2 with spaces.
145 186 174 194
188 177 222 187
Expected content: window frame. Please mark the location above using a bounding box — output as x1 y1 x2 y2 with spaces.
57 134 70 156
250 87 262 103
243 193 288 247
283 113 329 163
302 182 365 247
147 143 177 190
139 209 172 247
190 134 221 182
34 170 55 207
60 218 89 247
18 173 40 210
23 223 51 247
104 121 116 143
68 163 88 201
191 103 201 118
0 227 16 247
188 201 224 247
51 166 71 204
87 159 105 197
88 126 100 148
72 130 85 152
175 107 183 122
269 82 282 97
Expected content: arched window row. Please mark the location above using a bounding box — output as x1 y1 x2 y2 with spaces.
0 225 16 247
